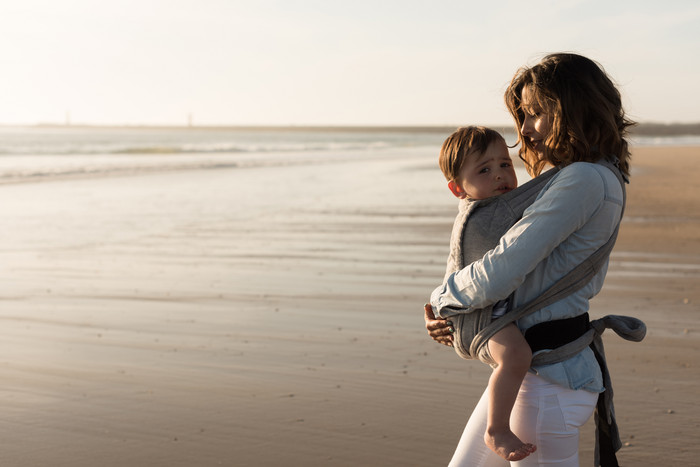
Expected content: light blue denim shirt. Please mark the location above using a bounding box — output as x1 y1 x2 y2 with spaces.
431 161 625 393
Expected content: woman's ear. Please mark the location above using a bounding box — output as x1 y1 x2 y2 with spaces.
447 180 467 199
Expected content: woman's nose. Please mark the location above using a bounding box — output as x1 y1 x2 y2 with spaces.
521 116 532 136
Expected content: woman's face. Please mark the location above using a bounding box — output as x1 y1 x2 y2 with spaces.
520 86 552 156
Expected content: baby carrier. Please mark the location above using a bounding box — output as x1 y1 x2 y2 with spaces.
442 159 646 467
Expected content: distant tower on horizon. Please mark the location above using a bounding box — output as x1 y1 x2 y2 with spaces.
188 113 193 127
65 111 71 126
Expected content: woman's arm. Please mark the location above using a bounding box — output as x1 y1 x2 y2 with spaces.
431 164 613 318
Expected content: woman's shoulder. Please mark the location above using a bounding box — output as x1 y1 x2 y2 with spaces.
534 162 623 210
554 162 621 190
555 161 623 200
558 161 607 177
547 162 604 192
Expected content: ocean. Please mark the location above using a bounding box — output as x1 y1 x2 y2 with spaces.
0 125 697 184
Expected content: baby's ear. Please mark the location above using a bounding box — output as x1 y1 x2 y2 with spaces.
447 180 467 199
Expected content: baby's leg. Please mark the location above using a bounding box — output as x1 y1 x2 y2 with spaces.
484 323 536 461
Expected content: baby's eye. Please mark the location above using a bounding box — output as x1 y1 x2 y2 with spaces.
501 162 512 168
479 167 490 174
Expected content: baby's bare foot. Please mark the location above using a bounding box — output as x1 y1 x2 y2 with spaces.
484 428 537 461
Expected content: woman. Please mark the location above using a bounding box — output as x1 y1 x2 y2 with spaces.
425 53 635 466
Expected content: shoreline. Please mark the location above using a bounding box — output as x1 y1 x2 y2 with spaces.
0 142 698 187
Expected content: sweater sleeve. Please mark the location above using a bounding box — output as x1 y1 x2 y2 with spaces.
431 163 607 318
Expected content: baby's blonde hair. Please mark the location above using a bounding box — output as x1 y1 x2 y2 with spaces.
439 126 505 181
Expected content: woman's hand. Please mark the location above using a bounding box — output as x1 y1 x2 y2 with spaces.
424 304 454 347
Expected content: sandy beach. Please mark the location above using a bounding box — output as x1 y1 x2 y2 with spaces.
0 144 698 466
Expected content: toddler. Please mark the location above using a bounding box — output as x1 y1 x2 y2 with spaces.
437 126 536 461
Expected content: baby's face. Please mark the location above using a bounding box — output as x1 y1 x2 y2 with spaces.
454 140 517 200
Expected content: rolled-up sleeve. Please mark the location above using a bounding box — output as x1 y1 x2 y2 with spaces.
431 164 607 318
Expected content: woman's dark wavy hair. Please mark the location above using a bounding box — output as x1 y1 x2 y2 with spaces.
505 53 635 177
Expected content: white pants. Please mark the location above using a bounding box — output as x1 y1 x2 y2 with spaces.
448 373 598 467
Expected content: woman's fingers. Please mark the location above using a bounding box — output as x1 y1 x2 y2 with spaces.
424 303 437 321
424 304 454 346
438 336 454 346
424 304 451 331
433 332 454 346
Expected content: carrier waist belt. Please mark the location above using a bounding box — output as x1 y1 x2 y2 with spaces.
523 313 590 353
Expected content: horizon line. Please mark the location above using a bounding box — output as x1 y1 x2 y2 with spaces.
1 122 700 136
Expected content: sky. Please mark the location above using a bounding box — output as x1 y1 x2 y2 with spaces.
0 0 699 127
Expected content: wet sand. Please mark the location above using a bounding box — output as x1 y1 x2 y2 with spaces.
0 146 697 466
